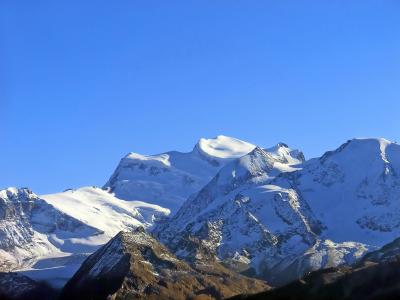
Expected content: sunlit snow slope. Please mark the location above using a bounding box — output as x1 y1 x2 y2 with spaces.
156 138 400 285
104 135 256 212
4 135 400 289
42 186 169 235
0 186 169 288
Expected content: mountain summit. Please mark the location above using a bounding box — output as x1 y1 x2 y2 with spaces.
155 137 400 285
194 135 256 159
104 135 257 211
4 136 400 297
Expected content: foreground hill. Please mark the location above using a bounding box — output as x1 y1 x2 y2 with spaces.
230 236 400 300
0 272 57 300
230 261 400 300
60 227 268 300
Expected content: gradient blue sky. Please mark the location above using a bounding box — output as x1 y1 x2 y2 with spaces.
1 1 399 194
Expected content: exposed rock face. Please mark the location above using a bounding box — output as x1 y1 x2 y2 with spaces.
155 145 327 285
0 188 92 249
230 259 400 300
5 136 400 294
60 228 269 300
359 236 400 265
0 186 170 287
155 138 400 286
0 187 99 271
232 237 400 300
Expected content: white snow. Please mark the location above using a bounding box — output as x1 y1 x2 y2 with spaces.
125 152 171 167
41 186 169 235
156 137 400 285
196 135 255 159
3 136 400 288
104 135 257 212
0 186 169 288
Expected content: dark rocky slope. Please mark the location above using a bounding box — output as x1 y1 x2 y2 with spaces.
0 272 57 300
60 227 269 300
229 244 400 300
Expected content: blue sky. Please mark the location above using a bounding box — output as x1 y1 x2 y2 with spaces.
1 1 399 194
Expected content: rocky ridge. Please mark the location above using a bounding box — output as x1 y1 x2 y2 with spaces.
60 227 269 300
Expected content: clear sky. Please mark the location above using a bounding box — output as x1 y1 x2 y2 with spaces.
1 1 399 194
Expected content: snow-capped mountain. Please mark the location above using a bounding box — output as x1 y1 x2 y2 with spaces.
155 138 400 285
0 187 99 272
0 186 169 288
104 135 256 211
297 138 400 245
4 135 400 293
60 227 268 300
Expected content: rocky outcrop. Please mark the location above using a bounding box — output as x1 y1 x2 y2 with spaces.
0 187 99 271
359 237 400 265
0 272 57 300
232 229 400 299
230 259 400 300
155 138 400 286
60 227 269 300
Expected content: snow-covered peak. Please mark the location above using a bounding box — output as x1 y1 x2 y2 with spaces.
158 145 306 239
0 187 35 202
314 138 400 183
123 152 171 167
223 144 303 182
297 137 400 245
104 135 258 211
320 137 397 163
266 143 305 164
352 137 392 144
156 137 400 285
194 135 255 159
220 146 275 181
0 185 170 287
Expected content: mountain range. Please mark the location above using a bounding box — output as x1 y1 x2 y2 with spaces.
2 135 400 299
